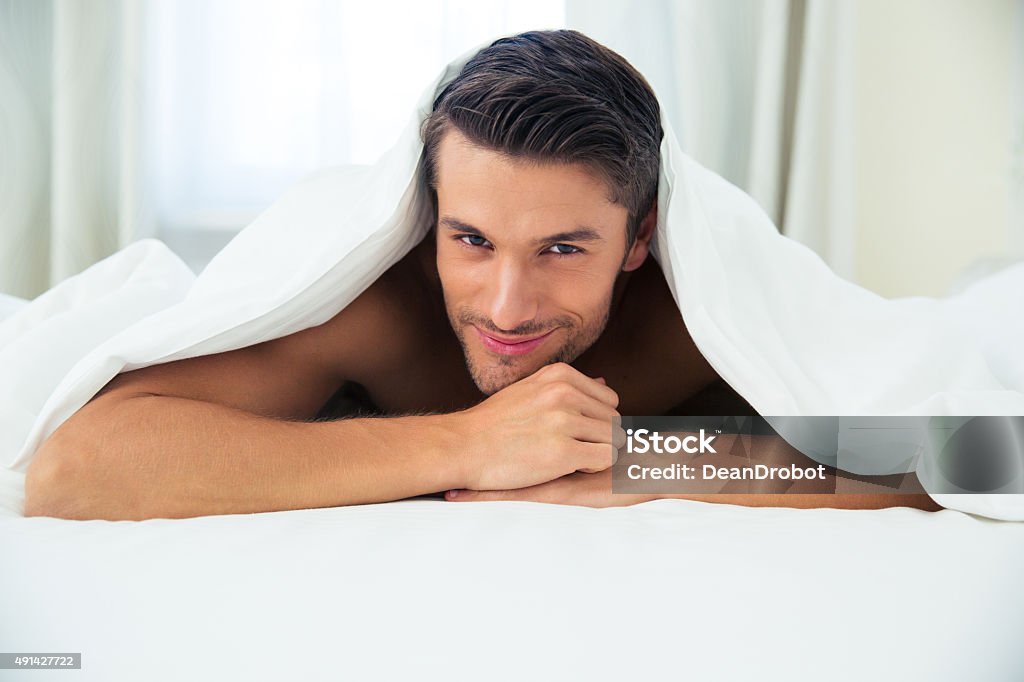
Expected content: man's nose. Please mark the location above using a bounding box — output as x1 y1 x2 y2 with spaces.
485 259 539 332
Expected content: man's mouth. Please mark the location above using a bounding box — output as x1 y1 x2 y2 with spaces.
474 327 556 357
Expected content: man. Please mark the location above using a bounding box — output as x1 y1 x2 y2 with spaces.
25 30 940 520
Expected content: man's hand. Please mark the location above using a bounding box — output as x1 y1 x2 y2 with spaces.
448 362 625 492
445 469 654 507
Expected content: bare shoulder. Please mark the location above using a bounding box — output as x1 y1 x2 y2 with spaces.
83 248 428 423
631 257 723 405
316 249 430 386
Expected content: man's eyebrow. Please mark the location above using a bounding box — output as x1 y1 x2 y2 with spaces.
439 216 606 244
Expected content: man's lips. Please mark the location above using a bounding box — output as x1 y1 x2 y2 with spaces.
475 327 556 356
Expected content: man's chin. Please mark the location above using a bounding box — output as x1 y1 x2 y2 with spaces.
472 370 530 396
469 357 543 395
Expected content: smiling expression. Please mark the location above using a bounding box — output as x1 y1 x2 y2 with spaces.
433 128 650 395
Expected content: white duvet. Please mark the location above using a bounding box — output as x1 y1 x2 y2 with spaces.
1 36 1024 681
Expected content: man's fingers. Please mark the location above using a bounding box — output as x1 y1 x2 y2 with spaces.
559 394 619 432
575 375 619 408
574 440 618 473
562 411 627 462
566 413 622 446
536 363 619 408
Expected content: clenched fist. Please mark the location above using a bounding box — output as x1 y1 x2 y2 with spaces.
449 362 626 491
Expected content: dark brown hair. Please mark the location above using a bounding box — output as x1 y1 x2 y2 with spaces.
420 29 663 248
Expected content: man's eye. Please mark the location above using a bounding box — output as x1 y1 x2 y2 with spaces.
547 243 582 256
456 235 581 256
459 235 490 248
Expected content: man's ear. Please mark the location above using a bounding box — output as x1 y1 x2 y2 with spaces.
621 200 657 272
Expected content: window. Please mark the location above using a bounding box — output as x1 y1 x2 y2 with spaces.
146 0 565 271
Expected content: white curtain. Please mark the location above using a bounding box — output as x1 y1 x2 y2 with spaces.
0 0 565 295
0 0 151 299
566 0 858 280
149 0 565 273
3 1 1018 298
1012 0 1024 256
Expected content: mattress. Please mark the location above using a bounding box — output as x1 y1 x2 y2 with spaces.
1 494 1022 681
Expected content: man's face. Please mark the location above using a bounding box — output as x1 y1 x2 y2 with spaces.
434 128 633 395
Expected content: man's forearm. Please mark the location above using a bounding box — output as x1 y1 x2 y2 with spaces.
658 492 944 511
26 394 466 521
651 432 944 511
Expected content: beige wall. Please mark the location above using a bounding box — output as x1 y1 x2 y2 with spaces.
855 0 1017 297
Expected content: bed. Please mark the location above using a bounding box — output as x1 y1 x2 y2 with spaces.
3 491 1023 681
0 278 1021 682
2 38 1023 672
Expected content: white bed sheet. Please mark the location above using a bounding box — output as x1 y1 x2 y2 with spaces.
1 497 1022 681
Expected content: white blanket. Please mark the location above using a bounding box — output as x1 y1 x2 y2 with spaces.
0 292 26 321
1 39 1023 521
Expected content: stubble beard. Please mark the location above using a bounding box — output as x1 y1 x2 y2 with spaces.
445 290 614 396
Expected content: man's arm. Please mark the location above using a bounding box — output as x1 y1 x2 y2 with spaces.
27 393 468 521
26 275 621 520
27 365 620 520
657 491 944 511
657 430 945 511
24 279 470 520
447 428 946 512
445 470 944 510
